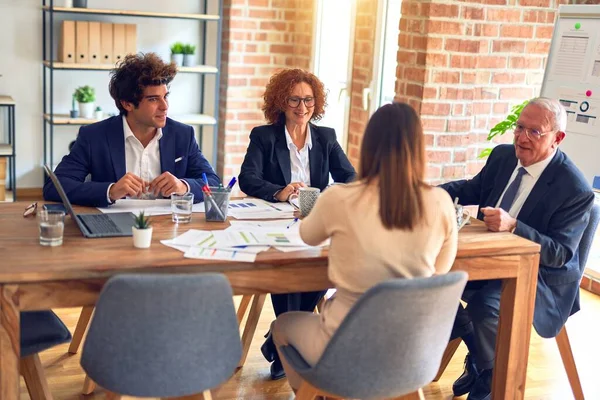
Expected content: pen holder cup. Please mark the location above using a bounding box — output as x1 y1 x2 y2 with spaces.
205 187 231 222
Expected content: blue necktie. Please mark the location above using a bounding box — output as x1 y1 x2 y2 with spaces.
499 167 528 212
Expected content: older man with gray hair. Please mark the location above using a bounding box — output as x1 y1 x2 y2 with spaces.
441 97 594 400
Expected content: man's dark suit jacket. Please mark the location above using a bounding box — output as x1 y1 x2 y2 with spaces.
238 123 356 202
442 144 594 338
43 116 220 207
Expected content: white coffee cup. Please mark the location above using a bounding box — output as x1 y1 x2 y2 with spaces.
290 187 321 217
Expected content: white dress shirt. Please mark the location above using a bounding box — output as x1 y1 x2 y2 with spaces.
284 124 312 186
106 116 188 202
495 150 556 217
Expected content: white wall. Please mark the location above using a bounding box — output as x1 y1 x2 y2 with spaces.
0 0 219 188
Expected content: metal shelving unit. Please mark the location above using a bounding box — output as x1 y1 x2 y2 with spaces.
42 0 223 169
0 96 16 201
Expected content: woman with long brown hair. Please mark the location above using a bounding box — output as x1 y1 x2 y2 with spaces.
271 102 458 391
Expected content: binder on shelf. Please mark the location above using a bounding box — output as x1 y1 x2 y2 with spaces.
100 23 113 64
58 21 75 63
125 24 137 56
88 22 101 63
75 21 89 63
113 23 126 63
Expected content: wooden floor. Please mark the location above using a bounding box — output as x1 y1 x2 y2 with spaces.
23 290 600 400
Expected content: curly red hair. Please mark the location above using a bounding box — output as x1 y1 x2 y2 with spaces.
262 68 327 125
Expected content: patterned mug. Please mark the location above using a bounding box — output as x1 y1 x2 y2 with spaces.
455 204 471 230
290 187 321 217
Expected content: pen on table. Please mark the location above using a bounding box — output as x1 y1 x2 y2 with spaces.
202 173 209 186
286 218 299 229
226 177 237 191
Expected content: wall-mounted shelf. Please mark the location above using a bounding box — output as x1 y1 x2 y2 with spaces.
43 61 219 74
42 6 220 21
42 1 223 170
44 113 217 126
0 96 16 200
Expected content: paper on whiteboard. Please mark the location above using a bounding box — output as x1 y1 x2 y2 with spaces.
558 87 599 136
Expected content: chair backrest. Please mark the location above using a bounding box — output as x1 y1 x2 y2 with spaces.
80 273 241 398
578 203 600 272
293 271 468 399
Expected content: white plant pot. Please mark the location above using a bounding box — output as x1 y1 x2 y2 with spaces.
95 110 103 120
78 102 94 119
171 54 183 67
132 226 153 249
183 54 195 67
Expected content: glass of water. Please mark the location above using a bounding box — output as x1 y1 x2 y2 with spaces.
38 209 65 246
171 193 194 223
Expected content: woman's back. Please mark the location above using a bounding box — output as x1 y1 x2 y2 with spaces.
300 181 457 335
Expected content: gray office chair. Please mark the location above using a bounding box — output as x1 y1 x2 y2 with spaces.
21 311 72 400
279 271 468 400
433 203 600 400
80 273 242 399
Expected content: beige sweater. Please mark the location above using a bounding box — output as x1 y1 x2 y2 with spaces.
299 181 458 336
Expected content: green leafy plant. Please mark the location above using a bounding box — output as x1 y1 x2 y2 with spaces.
170 42 184 54
73 86 95 103
478 99 530 159
95 106 102 112
133 211 151 229
182 44 196 55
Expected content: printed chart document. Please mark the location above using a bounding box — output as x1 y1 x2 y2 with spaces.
98 199 205 216
184 247 257 262
228 199 296 220
163 230 269 254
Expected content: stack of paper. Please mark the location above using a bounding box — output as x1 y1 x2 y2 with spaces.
227 199 296 220
98 199 205 216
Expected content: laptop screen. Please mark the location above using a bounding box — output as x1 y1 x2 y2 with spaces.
43 165 80 223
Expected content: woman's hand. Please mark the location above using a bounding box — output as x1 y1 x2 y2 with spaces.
275 182 307 202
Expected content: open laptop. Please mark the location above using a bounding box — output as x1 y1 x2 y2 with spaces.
44 165 133 237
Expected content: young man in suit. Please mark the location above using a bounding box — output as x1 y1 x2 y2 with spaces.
43 53 219 207
441 97 594 400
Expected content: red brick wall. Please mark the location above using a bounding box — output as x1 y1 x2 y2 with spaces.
217 0 314 180
346 0 379 168
391 0 579 184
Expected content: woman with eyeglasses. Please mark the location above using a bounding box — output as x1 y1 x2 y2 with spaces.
239 68 356 380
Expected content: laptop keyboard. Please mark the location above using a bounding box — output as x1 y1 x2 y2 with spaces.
79 214 123 234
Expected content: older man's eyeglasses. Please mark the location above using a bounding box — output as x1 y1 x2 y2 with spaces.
287 97 315 108
513 123 554 140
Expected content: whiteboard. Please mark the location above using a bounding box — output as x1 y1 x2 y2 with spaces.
540 5 600 184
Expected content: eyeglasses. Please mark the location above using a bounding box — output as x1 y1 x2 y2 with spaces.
23 202 37 217
513 123 555 140
287 97 315 108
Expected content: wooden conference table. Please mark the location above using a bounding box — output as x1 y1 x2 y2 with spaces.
0 202 540 399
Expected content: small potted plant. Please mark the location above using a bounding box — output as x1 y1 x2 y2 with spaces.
182 44 196 67
73 85 95 119
94 106 103 120
170 42 184 67
132 211 152 248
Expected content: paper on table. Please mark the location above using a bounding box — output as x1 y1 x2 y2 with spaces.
162 230 269 254
227 219 296 230
229 210 296 220
98 199 205 216
184 247 257 262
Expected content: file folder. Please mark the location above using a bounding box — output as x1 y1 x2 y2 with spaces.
75 21 89 63
113 23 126 63
58 21 75 63
100 23 113 64
88 22 101 63
125 24 137 56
